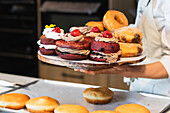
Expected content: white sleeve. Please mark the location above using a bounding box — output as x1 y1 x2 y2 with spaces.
159 0 170 78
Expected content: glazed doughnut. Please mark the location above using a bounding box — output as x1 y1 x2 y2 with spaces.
114 103 150 113
103 10 128 31
112 27 143 43
83 87 114 104
119 42 143 57
85 21 104 31
0 93 30 110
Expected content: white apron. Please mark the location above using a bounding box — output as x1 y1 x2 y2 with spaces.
129 0 170 96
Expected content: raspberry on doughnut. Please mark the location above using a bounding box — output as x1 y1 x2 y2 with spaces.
85 26 102 44
56 29 90 60
103 10 128 31
90 31 121 63
37 24 64 55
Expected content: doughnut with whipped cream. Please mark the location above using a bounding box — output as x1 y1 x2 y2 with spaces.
38 24 64 55
56 29 91 60
90 31 121 63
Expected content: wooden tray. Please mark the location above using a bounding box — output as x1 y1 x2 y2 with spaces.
37 51 146 70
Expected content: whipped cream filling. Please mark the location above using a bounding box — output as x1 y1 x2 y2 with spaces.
91 50 121 63
42 28 54 35
69 26 92 34
95 36 119 43
57 47 90 55
45 29 64 40
86 32 101 37
37 40 56 49
61 33 84 42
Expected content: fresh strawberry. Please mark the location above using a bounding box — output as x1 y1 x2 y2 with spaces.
91 26 101 33
52 27 61 33
71 29 81 37
103 30 112 38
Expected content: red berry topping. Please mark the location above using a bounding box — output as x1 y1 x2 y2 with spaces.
91 26 101 33
103 30 112 38
71 29 81 37
52 27 61 33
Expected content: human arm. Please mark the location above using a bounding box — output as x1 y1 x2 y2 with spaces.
75 61 168 79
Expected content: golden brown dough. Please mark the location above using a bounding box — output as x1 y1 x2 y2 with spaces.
0 93 30 110
112 27 143 43
114 103 150 113
83 87 114 104
91 110 117 113
54 104 89 113
103 10 128 31
85 21 104 31
119 42 143 57
26 96 60 113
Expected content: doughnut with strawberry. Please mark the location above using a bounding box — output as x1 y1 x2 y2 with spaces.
38 24 64 55
55 29 90 60
84 26 102 44
90 31 121 63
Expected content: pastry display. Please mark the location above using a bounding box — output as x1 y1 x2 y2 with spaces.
114 103 150 113
103 10 128 31
90 31 121 63
85 21 104 31
83 87 114 104
26 96 60 113
0 93 30 110
37 10 145 71
54 104 89 113
38 24 64 55
91 110 117 113
55 29 91 60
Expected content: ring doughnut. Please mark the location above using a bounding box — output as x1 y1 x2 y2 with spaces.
103 10 128 31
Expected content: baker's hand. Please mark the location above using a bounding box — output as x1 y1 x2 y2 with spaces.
74 65 132 77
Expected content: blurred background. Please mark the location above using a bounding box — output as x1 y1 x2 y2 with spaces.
0 0 137 90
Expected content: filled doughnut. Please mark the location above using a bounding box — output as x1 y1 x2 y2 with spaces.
54 104 89 113
114 103 150 113
26 96 60 113
90 31 121 63
112 27 143 43
85 21 104 31
0 93 30 110
56 29 90 60
103 10 128 31
119 42 143 57
83 87 114 104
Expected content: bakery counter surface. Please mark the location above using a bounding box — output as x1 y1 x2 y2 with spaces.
0 73 170 113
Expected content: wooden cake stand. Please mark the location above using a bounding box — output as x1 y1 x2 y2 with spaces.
38 51 146 70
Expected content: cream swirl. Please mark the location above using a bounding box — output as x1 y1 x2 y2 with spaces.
86 32 101 37
61 33 84 42
95 36 118 43
69 26 92 34
42 28 54 35
37 40 56 49
57 47 90 55
91 50 121 63
45 29 64 40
